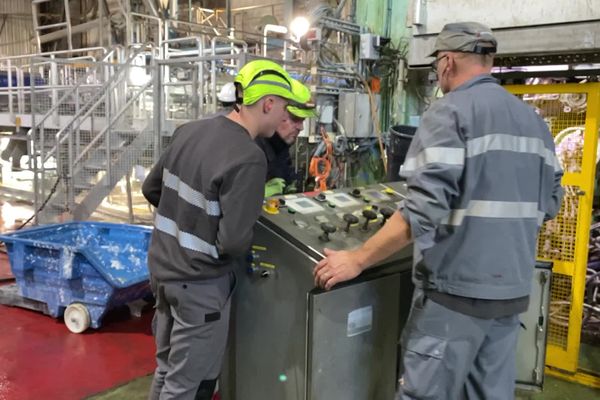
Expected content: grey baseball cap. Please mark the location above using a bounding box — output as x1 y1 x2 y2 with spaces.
429 22 497 57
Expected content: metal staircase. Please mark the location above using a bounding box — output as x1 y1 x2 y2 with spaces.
30 48 155 222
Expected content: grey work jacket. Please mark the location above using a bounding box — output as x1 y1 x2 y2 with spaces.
400 74 564 300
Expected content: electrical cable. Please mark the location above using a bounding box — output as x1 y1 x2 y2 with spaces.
15 176 62 230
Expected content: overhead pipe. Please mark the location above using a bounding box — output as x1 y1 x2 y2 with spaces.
263 24 288 57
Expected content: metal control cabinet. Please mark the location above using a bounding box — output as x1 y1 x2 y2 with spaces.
516 265 551 390
221 182 552 398
222 182 414 400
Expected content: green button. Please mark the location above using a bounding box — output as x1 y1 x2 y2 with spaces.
328 203 336 208
288 208 296 214
363 198 371 203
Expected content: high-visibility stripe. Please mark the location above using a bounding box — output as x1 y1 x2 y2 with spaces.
155 214 219 258
466 134 561 171
163 168 221 216
441 200 540 226
401 147 465 173
246 79 291 91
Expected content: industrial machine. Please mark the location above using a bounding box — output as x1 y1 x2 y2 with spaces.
221 180 553 398
221 181 414 400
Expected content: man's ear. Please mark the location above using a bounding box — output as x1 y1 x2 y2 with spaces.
262 96 273 114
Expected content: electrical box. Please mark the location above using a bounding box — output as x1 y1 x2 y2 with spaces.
338 92 377 138
360 33 380 60
318 104 334 124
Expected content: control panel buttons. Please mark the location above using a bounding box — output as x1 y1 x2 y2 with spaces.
351 188 362 198
293 219 308 229
380 207 394 226
314 193 327 202
361 209 378 231
278 198 287 207
263 198 280 214
315 215 330 224
319 223 337 242
343 213 360 232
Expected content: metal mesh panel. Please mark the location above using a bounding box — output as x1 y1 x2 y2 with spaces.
548 272 573 349
516 91 589 356
537 185 579 262
516 92 587 263
511 85 600 374
521 92 587 173
548 273 572 350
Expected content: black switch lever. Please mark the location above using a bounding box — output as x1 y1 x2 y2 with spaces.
361 209 378 231
380 207 394 226
319 222 337 242
343 213 359 233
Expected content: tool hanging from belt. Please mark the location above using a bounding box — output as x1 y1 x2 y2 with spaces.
309 126 333 191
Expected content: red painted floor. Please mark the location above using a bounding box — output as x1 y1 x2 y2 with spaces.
0 294 156 400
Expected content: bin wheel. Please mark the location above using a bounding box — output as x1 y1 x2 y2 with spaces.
64 303 91 333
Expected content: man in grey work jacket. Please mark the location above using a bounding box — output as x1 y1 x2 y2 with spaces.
314 22 564 399
143 59 300 400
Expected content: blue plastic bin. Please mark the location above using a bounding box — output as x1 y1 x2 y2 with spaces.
0 222 153 333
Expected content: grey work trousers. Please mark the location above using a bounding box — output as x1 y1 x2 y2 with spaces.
399 289 521 400
149 272 235 400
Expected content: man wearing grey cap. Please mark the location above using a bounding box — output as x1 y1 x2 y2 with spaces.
314 22 563 399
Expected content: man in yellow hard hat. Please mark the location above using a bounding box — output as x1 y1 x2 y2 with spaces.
259 78 317 197
144 59 298 400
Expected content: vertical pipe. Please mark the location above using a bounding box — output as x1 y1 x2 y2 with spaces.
192 63 199 119
126 173 134 223
226 0 232 30
64 0 73 50
211 40 217 113
67 122 74 211
17 66 24 114
7 59 12 118
105 74 112 194
153 61 162 163
50 56 59 126
31 67 39 224
75 86 80 159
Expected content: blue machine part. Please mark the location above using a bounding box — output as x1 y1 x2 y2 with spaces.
0 71 46 87
0 222 153 329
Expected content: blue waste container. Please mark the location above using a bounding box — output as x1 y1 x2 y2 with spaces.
0 222 152 333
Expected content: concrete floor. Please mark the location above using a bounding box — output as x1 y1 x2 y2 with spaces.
88 374 600 400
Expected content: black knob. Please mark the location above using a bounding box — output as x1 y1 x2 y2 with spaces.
351 188 361 198
315 193 327 202
361 209 378 231
380 207 394 226
319 222 337 242
343 213 359 232
278 198 286 207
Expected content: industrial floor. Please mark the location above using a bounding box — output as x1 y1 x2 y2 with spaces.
87 374 600 400
0 205 599 399
1 261 600 400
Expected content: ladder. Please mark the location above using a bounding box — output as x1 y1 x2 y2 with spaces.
31 0 73 51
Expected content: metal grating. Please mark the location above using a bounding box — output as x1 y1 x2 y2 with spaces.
521 92 587 173
537 185 579 262
548 272 573 349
